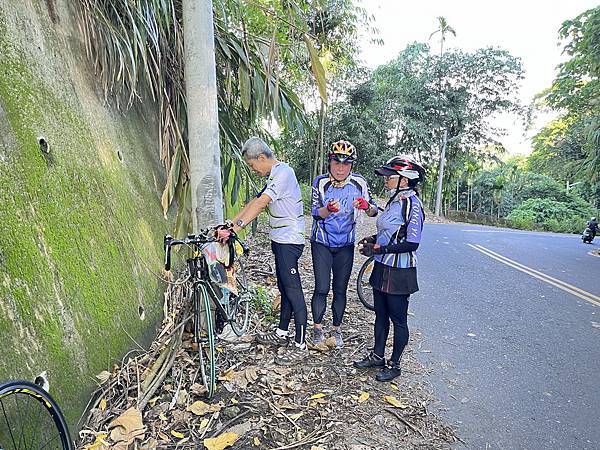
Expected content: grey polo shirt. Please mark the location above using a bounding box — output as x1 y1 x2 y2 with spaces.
262 162 305 245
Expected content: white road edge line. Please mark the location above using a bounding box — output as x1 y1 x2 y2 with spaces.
467 243 600 308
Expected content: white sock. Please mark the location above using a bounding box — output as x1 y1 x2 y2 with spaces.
275 328 288 337
294 341 307 350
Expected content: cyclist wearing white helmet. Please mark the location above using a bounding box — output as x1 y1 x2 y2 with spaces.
310 140 377 348
354 155 426 382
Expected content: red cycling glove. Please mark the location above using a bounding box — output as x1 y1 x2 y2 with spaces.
326 200 340 213
355 197 370 210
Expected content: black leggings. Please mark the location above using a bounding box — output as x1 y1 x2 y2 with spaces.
271 241 307 345
310 242 354 327
373 289 409 363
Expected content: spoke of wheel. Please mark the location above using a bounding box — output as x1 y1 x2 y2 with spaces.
39 432 61 450
28 393 45 449
1 397 18 449
16 389 26 449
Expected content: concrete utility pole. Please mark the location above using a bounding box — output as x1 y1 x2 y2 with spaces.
183 0 223 231
434 129 447 216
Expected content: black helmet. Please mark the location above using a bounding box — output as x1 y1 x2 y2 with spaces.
375 155 425 183
592 217 597 221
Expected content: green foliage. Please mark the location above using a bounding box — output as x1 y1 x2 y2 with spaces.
280 42 524 196
299 182 313 215
250 285 277 322
506 198 594 233
533 6 600 190
74 0 369 236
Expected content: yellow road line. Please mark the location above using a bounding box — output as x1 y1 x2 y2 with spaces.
467 244 600 307
475 244 600 301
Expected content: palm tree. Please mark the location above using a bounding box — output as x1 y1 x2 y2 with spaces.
430 16 456 216
183 0 222 230
429 16 456 58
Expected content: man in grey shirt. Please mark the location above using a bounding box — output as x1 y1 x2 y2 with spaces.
221 137 308 365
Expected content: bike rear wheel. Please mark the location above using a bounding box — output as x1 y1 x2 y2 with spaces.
0 380 73 450
194 285 216 398
231 259 250 336
356 257 375 311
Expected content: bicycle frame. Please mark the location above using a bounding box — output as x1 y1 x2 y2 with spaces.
165 230 249 323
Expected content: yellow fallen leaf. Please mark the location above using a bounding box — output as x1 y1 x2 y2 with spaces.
231 398 238 405
108 407 144 433
158 431 169 441
171 430 185 439
253 436 261 446
99 398 107 411
84 433 108 450
358 392 369 403
199 418 209 429
309 393 326 400
218 368 235 381
159 412 167 421
391 383 399 391
289 412 303 420
186 400 221 416
383 395 408 409
203 432 239 450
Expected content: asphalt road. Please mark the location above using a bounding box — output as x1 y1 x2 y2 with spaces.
410 222 600 450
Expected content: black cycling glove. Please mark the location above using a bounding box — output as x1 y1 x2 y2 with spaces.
359 243 380 257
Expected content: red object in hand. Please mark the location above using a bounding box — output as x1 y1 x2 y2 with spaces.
355 197 369 210
326 200 340 213
216 228 231 242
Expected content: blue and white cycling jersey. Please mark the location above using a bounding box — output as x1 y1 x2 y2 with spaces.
311 173 376 248
374 192 424 268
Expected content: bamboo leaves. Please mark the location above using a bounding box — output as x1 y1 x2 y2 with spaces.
304 34 328 104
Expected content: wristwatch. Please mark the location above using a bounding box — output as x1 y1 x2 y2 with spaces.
235 218 245 229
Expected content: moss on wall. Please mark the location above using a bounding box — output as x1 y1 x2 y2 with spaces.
0 1 169 428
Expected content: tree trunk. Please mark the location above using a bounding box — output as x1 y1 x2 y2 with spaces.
183 0 223 231
456 178 459 211
434 129 448 216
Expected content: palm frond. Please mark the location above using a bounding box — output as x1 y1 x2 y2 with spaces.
75 0 312 235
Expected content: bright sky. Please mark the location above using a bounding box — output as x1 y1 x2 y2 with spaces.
359 0 598 156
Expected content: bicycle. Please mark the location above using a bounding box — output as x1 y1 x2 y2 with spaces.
356 256 375 311
0 379 73 450
164 228 251 398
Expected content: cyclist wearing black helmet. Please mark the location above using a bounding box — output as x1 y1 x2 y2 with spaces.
310 140 377 347
353 155 425 382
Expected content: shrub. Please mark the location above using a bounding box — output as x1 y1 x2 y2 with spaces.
299 182 313 215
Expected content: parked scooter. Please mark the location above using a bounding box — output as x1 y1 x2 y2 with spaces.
582 227 594 244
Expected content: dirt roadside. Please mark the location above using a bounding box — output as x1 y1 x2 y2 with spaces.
76 213 458 450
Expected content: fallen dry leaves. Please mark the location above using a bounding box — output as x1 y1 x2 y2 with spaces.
76 220 458 449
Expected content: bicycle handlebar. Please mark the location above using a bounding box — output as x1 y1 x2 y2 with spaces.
163 229 249 272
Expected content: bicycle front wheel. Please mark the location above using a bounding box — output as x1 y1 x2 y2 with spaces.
0 380 73 450
356 257 375 311
194 284 216 398
230 259 250 336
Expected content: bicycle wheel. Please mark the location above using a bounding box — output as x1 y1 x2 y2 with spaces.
194 284 216 398
356 257 375 311
230 259 250 336
0 380 73 450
